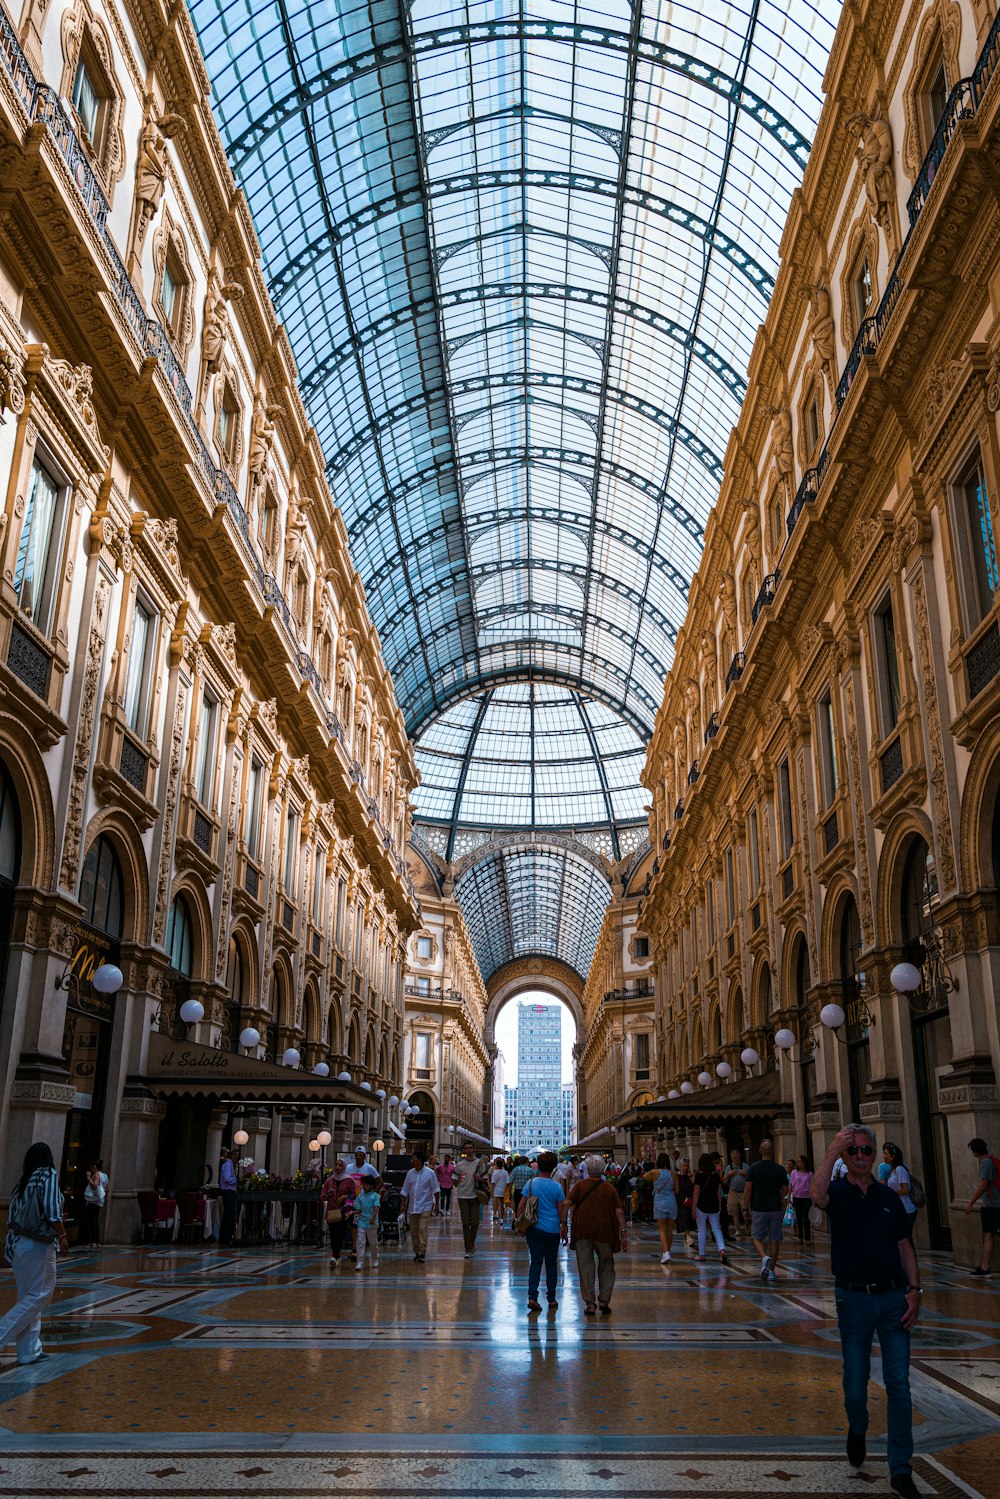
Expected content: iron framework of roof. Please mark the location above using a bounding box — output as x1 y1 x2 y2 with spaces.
189 0 837 741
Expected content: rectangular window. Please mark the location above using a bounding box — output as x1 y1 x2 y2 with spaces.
416 976 430 997
748 807 761 892
193 690 218 804
160 261 178 327
219 384 239 463
353 909 363 969
312 846 324 922
873 594 902 736
245 757 263 860
634 935 649 960
72 58 100 142
282 809 298 892
416 935 431 960
818 689 839 807
852 254 873 331
706 878 715 946
961 451 998 623
805 389 821 454
634 1033 650 1073
415 1033 431 1070
778 756 794 860
335 878 346 949
724 848 735 926
122 598 155 736
14 457 65 636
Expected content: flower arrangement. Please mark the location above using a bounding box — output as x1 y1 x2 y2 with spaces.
237 1168 319 1192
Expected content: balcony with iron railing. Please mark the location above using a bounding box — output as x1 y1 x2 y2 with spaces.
0 7 417 908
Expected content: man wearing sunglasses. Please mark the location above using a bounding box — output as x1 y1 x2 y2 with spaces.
811 1124 921 1499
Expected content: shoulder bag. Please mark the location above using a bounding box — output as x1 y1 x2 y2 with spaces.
514 1180 538 1235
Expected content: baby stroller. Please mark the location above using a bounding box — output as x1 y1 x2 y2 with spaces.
378 1187 407 1248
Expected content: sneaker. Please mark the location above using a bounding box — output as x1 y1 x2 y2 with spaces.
660 1252 671 1264
354 1262 364 1273
371 1261 380 1270
889 1472 920 1499
846 1429 866 1468
464 1251 472 1259
527 1299 541 1313
760 1254 773 1281
720 1252 728 1265
970 1266 993 1277
695 1255 705 1262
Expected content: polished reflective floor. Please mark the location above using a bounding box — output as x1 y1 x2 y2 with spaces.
0 1214 997 1496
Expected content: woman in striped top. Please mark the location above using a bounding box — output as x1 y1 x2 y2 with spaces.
0 1143 67 1367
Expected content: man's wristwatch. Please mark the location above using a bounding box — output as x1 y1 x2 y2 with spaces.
907 1285 923 1295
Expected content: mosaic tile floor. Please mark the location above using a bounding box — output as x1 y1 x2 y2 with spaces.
0 1216 997 1497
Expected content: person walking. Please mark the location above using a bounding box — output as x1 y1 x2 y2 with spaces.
454 1144 486 1258
563 1154 627 1314
965 1137 1000 1275
643 1152 678 1263
436 1154 456 1217
743 1139 788 1280
521 1150 565 1314
320 1158 356 1266
0 1143 68 1367
401 1150 440 1262
510 1156 533 1223
353 1173 381 1272
676 1158 695 1249
81 1160 109 1249
723 1150 747 1238
219 1147 238 1246
489 1157 510 1227
788 1155 814 1245
692 1153 727 1264
883 1144 918 1239
811 1124 922 1499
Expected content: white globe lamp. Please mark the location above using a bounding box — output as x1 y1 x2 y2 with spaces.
697 1071 712 1087
680 1080 694 1094
360 1081 372 1092
239 1026 260 1050
314 1061 330 1077
740 1047 759 1067
317 1130 332 1147
774 1028 795 1051
308 1139 320 1152
233 1128 249 1146
388 1095 400 1108
668 1089 680 1099
375 1088 386 1100
337 1070 352 1083
891 961 921 994
820 1003 846 1031
716 1061 732 1079
282 1047 301 1068
93 963 124 995
179 998 204 1025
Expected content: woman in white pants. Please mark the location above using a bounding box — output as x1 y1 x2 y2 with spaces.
0 1143 67 1366
691 1153 728 1265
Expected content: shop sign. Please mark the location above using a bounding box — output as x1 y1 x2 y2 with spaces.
66 931 117 1021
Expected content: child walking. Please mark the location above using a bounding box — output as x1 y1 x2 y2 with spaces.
354 1174 381 1271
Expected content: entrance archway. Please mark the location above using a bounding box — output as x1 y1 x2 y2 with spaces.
486 962 583 1153
484 957 585 1049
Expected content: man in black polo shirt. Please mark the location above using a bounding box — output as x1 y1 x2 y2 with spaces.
811 1124 921 1499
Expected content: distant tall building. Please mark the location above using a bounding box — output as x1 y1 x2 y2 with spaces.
561 1083 576 1146
509 1002 563 1152
504 1084 518 1150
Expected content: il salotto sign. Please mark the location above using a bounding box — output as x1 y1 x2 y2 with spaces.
144 1032 370 1101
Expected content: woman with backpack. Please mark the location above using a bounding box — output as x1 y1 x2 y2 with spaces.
884 1142 919 1237
691 1152 728 1264
0 1142 67 1366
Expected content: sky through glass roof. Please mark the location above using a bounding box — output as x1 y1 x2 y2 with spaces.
187 0 840 743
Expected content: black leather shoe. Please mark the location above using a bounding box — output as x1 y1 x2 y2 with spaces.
889 1473 919 1498
846 1429 866 1468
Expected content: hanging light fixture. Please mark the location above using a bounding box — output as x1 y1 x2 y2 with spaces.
282 1047 301 1068
239 1026 260 1050
716 1061 732 1079
179 998 204 1025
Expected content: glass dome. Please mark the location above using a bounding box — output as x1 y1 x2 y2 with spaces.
413 682 649 848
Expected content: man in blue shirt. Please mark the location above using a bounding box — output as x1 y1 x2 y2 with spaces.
811 1124 921 1499
219 1148 238 1246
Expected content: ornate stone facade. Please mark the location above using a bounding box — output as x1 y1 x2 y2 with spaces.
640 0 1000 1263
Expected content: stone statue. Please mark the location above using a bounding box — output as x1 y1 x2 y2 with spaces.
202 278 244 374
848 108 894 229
766 405 793 485
719 573 738 638
806 282 836 372
132 107 185 263
248 397 279 487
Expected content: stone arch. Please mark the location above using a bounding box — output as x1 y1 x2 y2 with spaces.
750 953 773 1029
691 1011 705 1064
484 955 585 1050
0 716 54 890
819 871 861 982
781 919 810 1005
347 1011 361 1063
268 952 294 1028
168 874 212 980
726 980 744 1040
80 810 149 944
326 997 343 1056
227 918 259 1008
876 809 936 949
363 1024 377 1072
959 715 1000 893
706 999 722 1054
378 1034 389 1079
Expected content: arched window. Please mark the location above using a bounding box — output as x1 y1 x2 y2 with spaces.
225 935 244 1052
902 837 937 952
80 835 123 939
839 895 868 1119
0 760 21 885
166 895 193 976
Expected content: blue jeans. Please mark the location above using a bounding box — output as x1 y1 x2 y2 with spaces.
526 1228 560 1302
835 1288 913 1476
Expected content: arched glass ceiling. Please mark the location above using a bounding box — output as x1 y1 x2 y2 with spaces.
455 842 612 979
414 682 649 856
189 0 840 738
